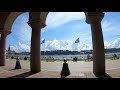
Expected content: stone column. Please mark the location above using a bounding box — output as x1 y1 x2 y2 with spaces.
0 34 1 40
87 12 105 75
0 30 10 66
28 20 42 73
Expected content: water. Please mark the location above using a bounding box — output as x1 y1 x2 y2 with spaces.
41 55 89 59
7 52 120 60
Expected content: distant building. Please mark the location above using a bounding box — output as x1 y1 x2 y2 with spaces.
8 44 11 52
6 45 16 58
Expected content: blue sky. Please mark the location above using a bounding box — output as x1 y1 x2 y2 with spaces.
6 12 120 52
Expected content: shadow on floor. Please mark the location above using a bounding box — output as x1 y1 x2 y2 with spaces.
61 75 68 78
10 69 17 70
8 72 35 78
95 73 112 78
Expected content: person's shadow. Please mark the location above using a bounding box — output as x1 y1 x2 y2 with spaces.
60 60 71 78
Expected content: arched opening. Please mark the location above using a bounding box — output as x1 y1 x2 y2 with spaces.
41 12 93 74
4 12 24 32
6 12 31 70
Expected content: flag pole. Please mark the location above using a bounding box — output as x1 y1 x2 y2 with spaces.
75 37 80 61
44 40 45 58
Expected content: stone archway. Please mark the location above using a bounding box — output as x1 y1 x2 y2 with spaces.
0 12 26 66
0 12 48 72
0 12 105 75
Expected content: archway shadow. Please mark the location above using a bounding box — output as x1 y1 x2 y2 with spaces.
61 75 68 78
94 73 112 78
8 72 36 78
10 69 17 70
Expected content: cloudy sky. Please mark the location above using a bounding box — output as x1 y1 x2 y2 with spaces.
6 12 120 52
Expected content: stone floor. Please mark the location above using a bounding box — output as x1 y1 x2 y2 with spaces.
0 59 120 78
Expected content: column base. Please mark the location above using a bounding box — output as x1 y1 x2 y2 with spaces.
30 70 41 73
93 70 105 76
0 64 5 66
0 60 5 66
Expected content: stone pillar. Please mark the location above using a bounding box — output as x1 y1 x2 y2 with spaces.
87 12 105 75
28 20 42 73
0 30 10 66
0 34 7 66
0 34 1 40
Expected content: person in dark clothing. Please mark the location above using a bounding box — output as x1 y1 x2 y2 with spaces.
61 60 70 78
73 57 77 62
24 56 27 60
15 56 21 69
11 56 14 59
113 54 117 60
87 54 90 61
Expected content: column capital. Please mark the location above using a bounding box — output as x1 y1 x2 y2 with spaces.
27 19 41 28
41 23 46 28
0 30 11 35
27 19 46 29
86 12 105 24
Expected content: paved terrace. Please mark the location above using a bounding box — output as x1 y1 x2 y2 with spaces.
0 59 120 78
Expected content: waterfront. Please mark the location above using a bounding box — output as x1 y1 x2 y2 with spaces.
6 52 120 60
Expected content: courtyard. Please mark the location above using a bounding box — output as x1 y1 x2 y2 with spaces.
0 59 120 78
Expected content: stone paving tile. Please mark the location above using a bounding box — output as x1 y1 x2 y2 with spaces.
66 72 85 78
0 59 120 78
0 68 120 78
9 69 30 74
27 71 61 78
106 69 120 78
0 69 17 78
83 72 96 78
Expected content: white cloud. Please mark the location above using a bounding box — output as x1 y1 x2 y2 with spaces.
46 12 85 28
11 38 120 53
104 41 111 48
11 42 30 53
41 39 92 51
43 38 120 51
44 39 65 51
104 38 120 49
77 43 92 51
